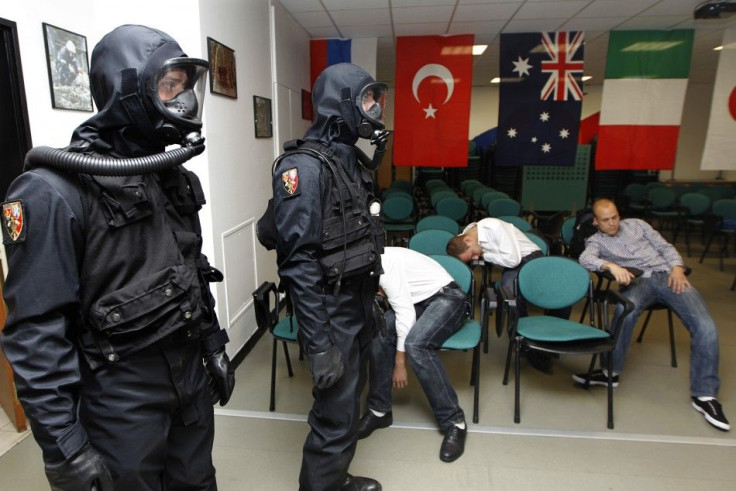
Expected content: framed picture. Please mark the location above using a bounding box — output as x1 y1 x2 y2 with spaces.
301 89 313 121
42 23 93 111
207 37 237 99
253 95 273 138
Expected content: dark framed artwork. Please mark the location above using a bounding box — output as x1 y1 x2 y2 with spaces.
301 89 313 120
42 23 93 111
207 37 237 98
253 95 272 138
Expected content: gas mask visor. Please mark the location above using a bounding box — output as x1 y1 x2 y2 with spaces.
356 82 388 137
150 57 209 131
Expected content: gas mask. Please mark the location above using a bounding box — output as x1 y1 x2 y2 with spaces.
356 82 388 139
149 57 209 146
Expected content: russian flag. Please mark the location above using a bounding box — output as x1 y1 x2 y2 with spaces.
310 39 352 89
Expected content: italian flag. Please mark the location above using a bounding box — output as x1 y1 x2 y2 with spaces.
596 30 694 170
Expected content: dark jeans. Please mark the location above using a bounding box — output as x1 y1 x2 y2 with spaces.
80 337 216 490
367 284 467 431
611 272 720 397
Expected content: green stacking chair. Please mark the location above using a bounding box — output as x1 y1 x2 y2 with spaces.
499 256 634 429
408 229 455 256
415 215 460 235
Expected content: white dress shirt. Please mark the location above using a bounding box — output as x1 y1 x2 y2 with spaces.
379 247 454 351
462 218 539 268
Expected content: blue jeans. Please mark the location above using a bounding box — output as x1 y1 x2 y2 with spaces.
367 284 467 430
611 272 720 397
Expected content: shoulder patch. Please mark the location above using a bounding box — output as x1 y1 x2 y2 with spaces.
2 200 26 243
281 167 300 197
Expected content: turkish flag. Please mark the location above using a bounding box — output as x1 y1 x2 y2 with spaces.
393 35 474 167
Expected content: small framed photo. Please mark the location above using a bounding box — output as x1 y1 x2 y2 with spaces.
207 37 237 99
253 95 272 138
301 89 314 121
42 23 93 111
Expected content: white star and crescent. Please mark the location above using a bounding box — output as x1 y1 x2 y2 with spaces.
412 63 455 119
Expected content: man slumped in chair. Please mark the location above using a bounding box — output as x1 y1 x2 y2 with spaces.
575 198 729 431
446 217 567 372
358 247 469 462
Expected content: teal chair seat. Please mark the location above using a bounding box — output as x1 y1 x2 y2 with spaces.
441 319 481 350
517 316 610 342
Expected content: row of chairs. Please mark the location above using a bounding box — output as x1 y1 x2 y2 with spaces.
253 252 492 424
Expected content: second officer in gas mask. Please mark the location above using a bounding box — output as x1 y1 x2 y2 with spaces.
271 63 389 491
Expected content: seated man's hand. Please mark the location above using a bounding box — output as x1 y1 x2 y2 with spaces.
668 265 691 294
605 263 636 285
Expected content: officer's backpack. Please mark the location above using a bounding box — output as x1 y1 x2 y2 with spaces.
568 207 597 259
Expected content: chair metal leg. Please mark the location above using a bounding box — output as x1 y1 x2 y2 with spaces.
667 310 678 368
472 345 480 424
636 310 654 343
503 338 513 385
514 337 521 424
282 341 294 376
731 273 736 291
270 339 278 411
700 231 716 264
607 352 614 430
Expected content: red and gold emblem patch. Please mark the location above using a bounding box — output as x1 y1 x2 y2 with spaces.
282 167 299 196
2 200 25 243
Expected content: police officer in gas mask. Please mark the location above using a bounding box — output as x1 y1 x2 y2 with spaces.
271 63 388 490
1 25 233 490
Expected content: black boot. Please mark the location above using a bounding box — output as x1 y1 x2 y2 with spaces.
341 474 382 491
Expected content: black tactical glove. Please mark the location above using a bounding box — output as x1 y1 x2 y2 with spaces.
45 443 113 491
309 344 344 389
204 349 235 406
370 130 389 152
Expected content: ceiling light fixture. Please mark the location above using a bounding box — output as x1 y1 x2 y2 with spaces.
473 44 488 55
490 77 500 84
582 75 592 81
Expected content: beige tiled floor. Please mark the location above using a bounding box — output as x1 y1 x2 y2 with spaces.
2 232 735 489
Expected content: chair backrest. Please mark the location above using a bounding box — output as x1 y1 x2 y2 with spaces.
460 179 483 195
382 187 412 200
408 229 455 256
415 215 460 234
698 187 726 203
382 195 414 221
561 216 576 245
472 186 493 206
425 179 449 194
647 187 676 209
391 179 413 194
712 198 736 221
481 191 509 210
645 181 666 190
623 183 647 203
517 256 591 310
253 281 296 335
487 198 522 217
428 255 473 296
498 215 532 232
430 189 458 208
524 231 549 255
435 196 469 222
679 192 711 216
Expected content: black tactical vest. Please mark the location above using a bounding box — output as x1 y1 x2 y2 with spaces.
260 140 384 292
71 168 219 368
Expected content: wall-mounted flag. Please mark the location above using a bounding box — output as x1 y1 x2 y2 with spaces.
701 29 736 171
496 31 585 167
393 34 474 167
596 29 693 171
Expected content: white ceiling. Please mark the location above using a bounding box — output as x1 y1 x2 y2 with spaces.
278 0 736 86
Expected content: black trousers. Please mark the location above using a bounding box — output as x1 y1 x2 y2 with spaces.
299 278 375 491
79 336 216 490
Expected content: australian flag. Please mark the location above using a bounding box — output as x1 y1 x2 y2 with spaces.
495 32 584 167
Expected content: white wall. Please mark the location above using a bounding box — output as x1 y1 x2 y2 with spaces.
0 0 297 357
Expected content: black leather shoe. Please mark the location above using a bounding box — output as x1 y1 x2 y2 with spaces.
357 411 392 439
440 425 467 463
341 474 382 491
